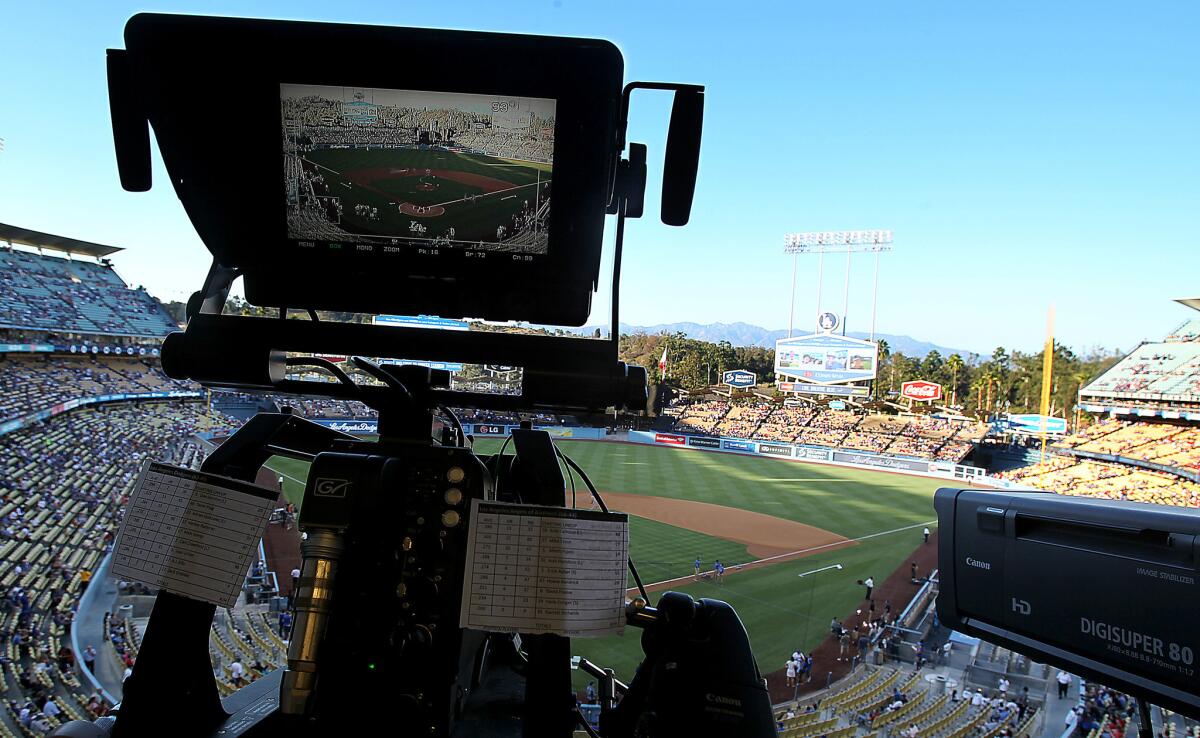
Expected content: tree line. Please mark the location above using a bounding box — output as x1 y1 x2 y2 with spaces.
620 332 1122 421
155 290 1122 423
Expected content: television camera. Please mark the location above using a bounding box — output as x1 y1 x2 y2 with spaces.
58 13 777 738
935 487 1200 730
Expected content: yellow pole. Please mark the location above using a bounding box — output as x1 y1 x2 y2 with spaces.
1040 306 1055 464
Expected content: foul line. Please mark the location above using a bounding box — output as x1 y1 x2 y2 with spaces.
265 464 306 488
433 178 551 209
629 518 936 595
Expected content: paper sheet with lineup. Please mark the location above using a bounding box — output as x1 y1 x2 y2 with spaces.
459 500 629 638
112 461 278 608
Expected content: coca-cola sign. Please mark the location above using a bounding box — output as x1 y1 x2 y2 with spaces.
901 380 943 402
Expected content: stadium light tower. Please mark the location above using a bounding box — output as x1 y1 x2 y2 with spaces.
783 230 893 339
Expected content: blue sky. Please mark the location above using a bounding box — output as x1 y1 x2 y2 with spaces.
1 1 1197 354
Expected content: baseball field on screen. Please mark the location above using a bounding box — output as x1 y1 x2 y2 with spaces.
266 438 940 688
301 147 550 243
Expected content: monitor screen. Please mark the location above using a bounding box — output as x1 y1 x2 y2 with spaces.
282 84 555 257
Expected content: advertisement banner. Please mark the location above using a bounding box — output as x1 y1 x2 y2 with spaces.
380 358 465 372
374 314 470 331
831 451 930 473
778 382 870 397
901 381 943 402
757 443 794 458
796 447 832 461
721 370 757 389
0 343 55 353
474 424 507 436
312 419 380 434
687 436 721 449
654 433 686 446
720 438 756 452
775 333 878 385
1005 414 1068 435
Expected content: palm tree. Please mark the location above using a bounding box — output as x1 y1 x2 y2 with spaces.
946 353 964 407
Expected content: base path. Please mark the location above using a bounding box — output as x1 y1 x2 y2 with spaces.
257 467 301 597
603 492 849 559
600 491 854 594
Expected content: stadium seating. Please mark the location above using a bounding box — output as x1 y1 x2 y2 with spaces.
714 401 772 438
675 400 728 435
774 664 1036 738
0 355 194 423
0 402 237 733
0 249 177 337
1059 418 1200 472
999 456 1200 507
672 398 988 463
753 405 815 442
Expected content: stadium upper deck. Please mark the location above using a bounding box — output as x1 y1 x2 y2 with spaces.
0 224 177 338
1078 306 1200 416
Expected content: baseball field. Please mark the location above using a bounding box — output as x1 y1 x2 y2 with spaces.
266 438 941 689
297 147 550 246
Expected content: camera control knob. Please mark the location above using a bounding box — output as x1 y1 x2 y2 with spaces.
447 467 466 484
444 487 463 505
441 510 461 528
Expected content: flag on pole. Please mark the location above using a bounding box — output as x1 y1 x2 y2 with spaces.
658 346 669 379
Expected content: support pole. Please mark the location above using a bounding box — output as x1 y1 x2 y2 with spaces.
788 253 798 338
1137 698 1154 738
815 249 825 332
870 249 881 342
841 247 851 335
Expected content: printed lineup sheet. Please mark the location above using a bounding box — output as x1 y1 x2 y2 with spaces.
460 500 629 637
112 461 278 608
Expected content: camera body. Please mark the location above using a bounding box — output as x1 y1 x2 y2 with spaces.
283 447 491 733
936 487 1200 719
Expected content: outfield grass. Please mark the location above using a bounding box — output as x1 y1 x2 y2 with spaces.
265 438 941 689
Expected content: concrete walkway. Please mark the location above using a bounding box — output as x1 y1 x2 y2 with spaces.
72 554 126 701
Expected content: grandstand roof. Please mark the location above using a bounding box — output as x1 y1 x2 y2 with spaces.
0 222 123 258
1176 298 1200 313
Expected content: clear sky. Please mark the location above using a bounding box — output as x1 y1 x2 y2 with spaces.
1 1 1197 355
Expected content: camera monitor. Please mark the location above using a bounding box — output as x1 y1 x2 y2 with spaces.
111 14 624 325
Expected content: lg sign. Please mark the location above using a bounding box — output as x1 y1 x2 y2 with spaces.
901 380 943 402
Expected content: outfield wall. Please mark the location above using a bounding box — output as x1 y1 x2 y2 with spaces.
625 430 994 484
303 419 1006 484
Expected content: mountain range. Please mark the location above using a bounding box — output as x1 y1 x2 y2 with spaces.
588 321 980 358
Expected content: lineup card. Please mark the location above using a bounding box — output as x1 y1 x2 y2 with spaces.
460 500 629 638
112 461 278 608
